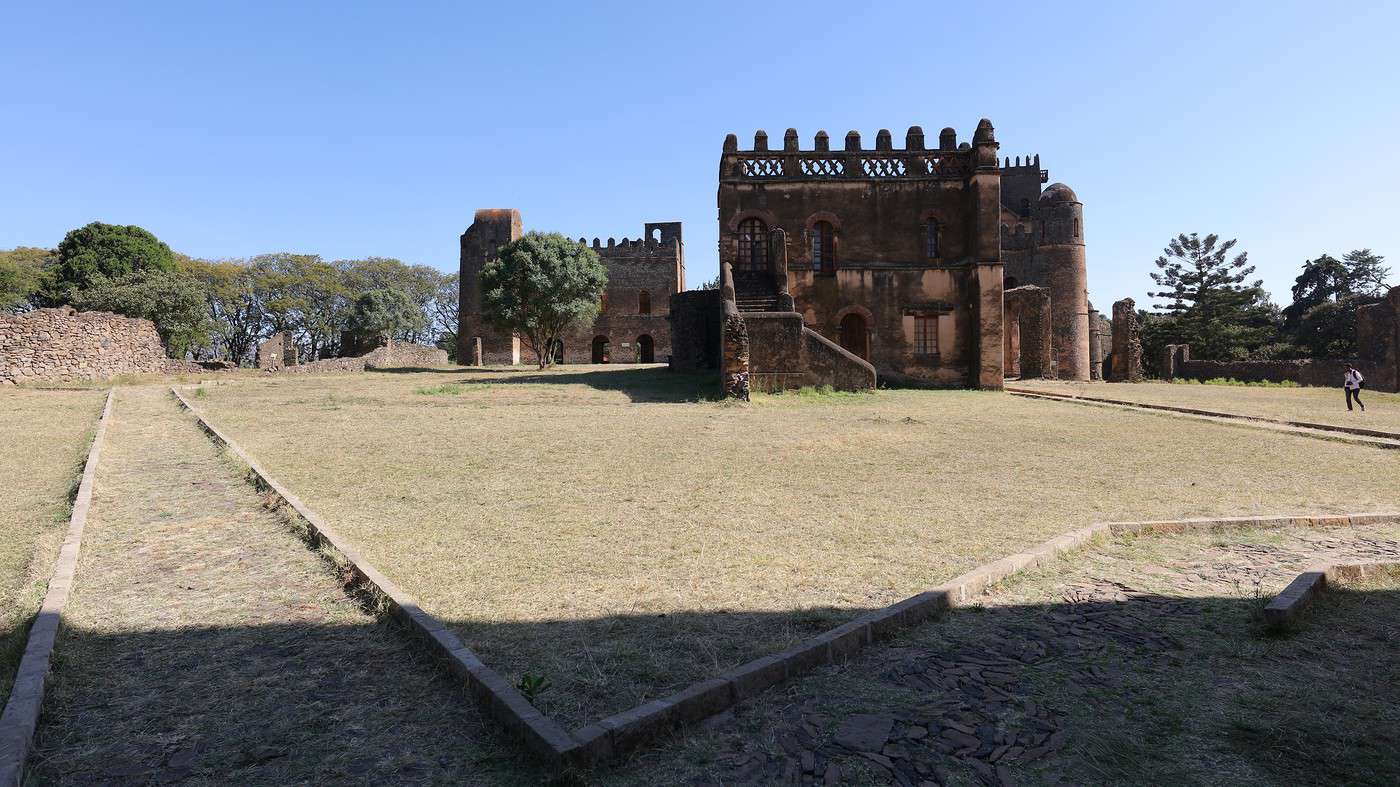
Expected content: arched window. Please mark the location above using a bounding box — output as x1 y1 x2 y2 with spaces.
1021 198 1030 215
737 218 768 272
638 290 651 315
811 221 835 274
1073 218 1080 239
925 220 939 260
591 335 610 364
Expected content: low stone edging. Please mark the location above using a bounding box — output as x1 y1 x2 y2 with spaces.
0 389 115 787
1263 560 1400 630
1007 387 1400 447
169 387 578 766
156 389 1400 772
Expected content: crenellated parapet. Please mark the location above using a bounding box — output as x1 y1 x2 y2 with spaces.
719 125 991 183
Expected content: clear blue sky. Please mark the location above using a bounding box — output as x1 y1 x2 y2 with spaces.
3 1 1397 310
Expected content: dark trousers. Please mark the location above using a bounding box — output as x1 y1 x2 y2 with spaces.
1346 387 1364 411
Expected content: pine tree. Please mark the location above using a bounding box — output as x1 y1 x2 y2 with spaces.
1148 233 1279 360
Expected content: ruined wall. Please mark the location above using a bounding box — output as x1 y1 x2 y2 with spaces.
802 327 877 391
1004 285 1053 379
1163 345 1351 387
1107 298 1143 382
1358 286 1400 392
458 211 683 366
0 307 197 385
667 290 722 372
272 342 447 375
256 332 297 370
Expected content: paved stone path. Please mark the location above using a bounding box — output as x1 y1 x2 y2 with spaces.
26 387 527 785
615 522 1400 786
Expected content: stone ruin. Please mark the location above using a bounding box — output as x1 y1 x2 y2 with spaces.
1107 298 1143 383
256 332 298 370
0 306 200 385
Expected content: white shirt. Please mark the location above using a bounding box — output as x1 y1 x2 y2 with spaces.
1345 370 1364 389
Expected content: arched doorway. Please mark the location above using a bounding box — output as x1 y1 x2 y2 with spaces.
839 313 868 360
636 334 654 363
549 339 564 365
591 335 610 364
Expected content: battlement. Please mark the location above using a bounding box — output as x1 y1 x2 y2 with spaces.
998 154 1048 184
575 222 683 260
720 126 986 183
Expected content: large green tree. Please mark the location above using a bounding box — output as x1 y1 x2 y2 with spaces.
1283 249 1391 356
47 222 176 303
1148 233 1280 359
72 269 209 358
479 232 606 369
182 257 265 364
348 287 428 352
0 247 53 312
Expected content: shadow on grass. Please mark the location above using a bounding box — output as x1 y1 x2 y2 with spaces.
18 587 1395 785
402 365 720 403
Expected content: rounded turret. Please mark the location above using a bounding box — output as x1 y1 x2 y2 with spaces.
1034 183 1089 380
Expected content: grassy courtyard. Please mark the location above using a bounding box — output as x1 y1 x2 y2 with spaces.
186 366 1400 731
1013 378 1400 435
0 388 105 698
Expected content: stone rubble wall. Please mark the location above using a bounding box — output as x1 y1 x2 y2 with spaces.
0 306 198 385
271 341 449 375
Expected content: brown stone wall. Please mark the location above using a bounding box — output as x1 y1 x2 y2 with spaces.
1169 351 1351 388
718 124 1003 389
667 290 722 372
458 212 683 366
256 332 297 370
1108 299 1143 382
1004 285 1053 379
1358 286 1400 393
0 307 196 385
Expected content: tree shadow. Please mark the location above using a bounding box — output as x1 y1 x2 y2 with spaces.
19 586 1400 785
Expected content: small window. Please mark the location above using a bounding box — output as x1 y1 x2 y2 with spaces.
914 315 938 355
737 218 769 272
811 221 835 273
925 220 939 259
638 290 651 315
1021 198 1030 214
1073 218 1080 239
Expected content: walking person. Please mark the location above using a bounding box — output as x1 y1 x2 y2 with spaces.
1344 364 1366 412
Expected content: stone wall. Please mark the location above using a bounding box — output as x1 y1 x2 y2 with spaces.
271 341 448 375
256 332 297 370
1357 286 1400 393
1107 298 1143 382
1004 285 1052 379
0 307 198 385
1162 344 1353 388
667 290 722 372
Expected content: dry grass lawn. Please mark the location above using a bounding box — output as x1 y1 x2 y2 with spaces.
1015 378 1400 435
190 366 1400 729
0 388 105 699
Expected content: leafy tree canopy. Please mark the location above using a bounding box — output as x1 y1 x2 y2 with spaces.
72 268 209 358
49 222 176 302
348 287 428 347
479 232 607 369
0 246 54 311
1148 233 1279 360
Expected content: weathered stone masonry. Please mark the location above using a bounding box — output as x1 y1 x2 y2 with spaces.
0 307 198 385
458 210 683 366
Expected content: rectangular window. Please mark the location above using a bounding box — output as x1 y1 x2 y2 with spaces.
914 315 937 355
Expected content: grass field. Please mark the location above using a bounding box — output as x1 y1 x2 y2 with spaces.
1014 379 1400 435
0 388 105 699
189 366 1400 729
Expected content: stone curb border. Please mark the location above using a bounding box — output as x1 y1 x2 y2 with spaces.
169 388 580 767
1264 560 1400 630
163 387 1400 770
1007 386 1400 446
0 389 115 787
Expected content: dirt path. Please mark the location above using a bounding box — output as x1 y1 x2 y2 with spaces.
27 387 530 784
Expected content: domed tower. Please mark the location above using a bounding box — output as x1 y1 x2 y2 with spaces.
1034 183 1089 380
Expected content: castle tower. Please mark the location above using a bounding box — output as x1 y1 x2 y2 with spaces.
458 208 523 364
1034 184 1089 380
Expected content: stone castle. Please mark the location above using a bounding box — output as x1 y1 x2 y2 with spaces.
459 119 1095 391
457 210 683 366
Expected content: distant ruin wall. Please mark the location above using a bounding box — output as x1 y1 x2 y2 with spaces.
1357 286 1400 393
271 341 449 375
1107 298 1143 383
256 332 297 370
0 306 198 385
668 290 722 372
1162 345 1353 388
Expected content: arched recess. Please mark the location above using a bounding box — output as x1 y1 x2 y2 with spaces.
591 335 610 364
638 290 651 315
636 334 655 363
839 313 870 361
